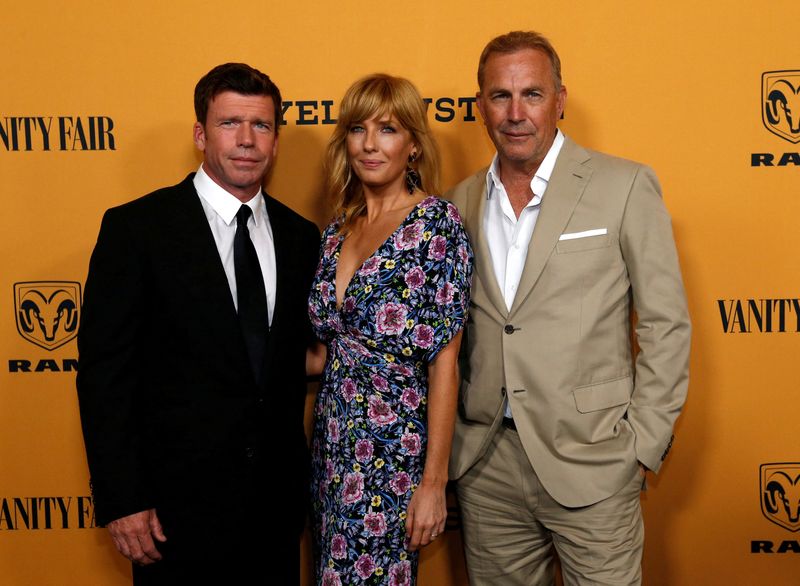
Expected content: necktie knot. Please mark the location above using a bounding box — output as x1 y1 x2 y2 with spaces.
236 204 253 227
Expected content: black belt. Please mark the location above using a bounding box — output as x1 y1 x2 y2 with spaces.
502 417 517 431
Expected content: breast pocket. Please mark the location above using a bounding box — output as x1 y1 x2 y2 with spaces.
556 234 610 254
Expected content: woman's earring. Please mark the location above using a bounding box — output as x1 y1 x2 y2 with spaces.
405 152 420 195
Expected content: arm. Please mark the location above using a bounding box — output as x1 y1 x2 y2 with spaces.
306 341 327 377
619 166 691 473
406 330 462 551
76 208 165 562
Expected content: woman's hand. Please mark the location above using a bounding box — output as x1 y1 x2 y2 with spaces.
405 480 447 551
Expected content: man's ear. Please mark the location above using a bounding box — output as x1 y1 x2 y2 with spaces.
193 121 206 152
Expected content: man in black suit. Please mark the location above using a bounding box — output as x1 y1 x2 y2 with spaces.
77 63 320 585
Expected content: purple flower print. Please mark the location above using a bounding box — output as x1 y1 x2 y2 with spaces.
368 395 397 426
428 235 446 260
375 302 408 335
342 472 364 505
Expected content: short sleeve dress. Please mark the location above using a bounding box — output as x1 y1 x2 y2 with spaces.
308 196 473 586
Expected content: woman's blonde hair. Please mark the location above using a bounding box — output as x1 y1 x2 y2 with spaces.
326 73 441 234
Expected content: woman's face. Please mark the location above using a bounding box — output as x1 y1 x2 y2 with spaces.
346 113 417 194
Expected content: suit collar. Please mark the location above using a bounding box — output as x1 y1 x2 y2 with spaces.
508 135 593 317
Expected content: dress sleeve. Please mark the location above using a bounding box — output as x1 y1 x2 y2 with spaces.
419 200 474 362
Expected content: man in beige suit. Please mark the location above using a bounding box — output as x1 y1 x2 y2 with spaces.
448 31 690 585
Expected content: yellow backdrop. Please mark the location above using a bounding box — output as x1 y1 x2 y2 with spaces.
2 1 798 584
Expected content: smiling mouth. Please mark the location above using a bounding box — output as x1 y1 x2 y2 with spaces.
359 160 384 169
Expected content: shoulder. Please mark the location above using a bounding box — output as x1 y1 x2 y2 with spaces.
444 168 487 210
101 173 197 226
418 195 465 229
563 136 656 183
264 193 319 238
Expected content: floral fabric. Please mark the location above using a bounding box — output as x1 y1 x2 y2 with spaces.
309 196 473 585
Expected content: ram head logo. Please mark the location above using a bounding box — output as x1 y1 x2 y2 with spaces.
762 71 800 144
760 463 800 532
14 281 81 351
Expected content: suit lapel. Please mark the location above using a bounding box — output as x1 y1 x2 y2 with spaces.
464 175 508 320
168 176 251 374
508 137 592 318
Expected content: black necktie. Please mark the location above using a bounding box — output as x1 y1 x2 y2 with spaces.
234 204 269 384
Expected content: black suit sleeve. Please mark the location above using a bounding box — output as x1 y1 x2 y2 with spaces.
77 207 152 526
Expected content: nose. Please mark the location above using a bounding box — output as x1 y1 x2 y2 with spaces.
363 128 377 152
507 97 523 122
237 123 255 147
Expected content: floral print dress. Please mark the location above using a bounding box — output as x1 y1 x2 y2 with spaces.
309 196 473 586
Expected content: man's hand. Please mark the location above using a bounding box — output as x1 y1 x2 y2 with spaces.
107 509 167 565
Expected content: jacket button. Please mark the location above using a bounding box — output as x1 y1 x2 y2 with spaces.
504 324 515 334
245 447 256 459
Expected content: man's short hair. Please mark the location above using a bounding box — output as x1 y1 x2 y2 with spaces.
478 31 562 90
194 63 283 131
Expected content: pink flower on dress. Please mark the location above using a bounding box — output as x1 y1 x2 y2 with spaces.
375 302 408 335
389 471 412 495
388 362 414 377
323 235 340 257
446 202 462 221
341 378 357 401
457 245 469 266
354 553 376 579
325 459 335 484
404 266 426 289
355 439 374 463
342 472 364 505
428 235 447 260
327 417 340 442
394 220 425 250
412 324 434 349
322 568 342 586
435 281 455 305
363 511 388 536
371 374 389 392
331 534 347 559
401 432 421 455
360 256 383 275
343 296 356 313
368 395 397 426
319 280 331 300
389 560 412 586
401 387 421 410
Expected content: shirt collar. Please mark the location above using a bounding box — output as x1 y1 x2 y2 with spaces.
485 129 565 202
193 164 265 226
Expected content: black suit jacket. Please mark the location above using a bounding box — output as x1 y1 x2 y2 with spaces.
77 174 319 535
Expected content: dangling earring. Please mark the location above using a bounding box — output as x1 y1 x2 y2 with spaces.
405 151 421 195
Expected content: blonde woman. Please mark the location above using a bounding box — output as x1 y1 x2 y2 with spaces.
308 74 473 585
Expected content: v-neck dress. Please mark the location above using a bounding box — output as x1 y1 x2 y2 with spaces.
308 196 473 585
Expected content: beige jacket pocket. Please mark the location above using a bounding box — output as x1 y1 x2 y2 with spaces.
573 375 632 413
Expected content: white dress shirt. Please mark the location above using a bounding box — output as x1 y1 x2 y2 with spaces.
193 165 277 325
484 130 564 417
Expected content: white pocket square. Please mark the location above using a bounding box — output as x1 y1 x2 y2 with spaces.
559 228 607 241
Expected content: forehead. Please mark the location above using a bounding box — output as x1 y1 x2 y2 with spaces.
482 49 554 87
207 91 275 118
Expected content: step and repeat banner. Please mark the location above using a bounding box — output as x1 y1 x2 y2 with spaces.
1 1 797 584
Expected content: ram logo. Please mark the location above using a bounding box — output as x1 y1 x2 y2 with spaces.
761 463 800 532
14 281 81 351
762 71 800 144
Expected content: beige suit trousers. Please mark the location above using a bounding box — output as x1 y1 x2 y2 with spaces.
457 426 644 586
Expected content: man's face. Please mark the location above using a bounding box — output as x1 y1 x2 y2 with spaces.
477 49 566 172
193 91 278 202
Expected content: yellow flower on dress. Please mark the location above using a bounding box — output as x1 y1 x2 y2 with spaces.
353 463 361 472
400 552 408 561
347 420 355 429
402 289 411 299
402 347 412 357
355 393 364 403
399 511 407 520
364 285 372 293
384 354 395 363
372 495 382 507
375 568 384 576
332 359 340 371
423 230 432 241
375 458 385 469
385 259 396 269
333 474 341 483
405 319 415 329
367 339 377 348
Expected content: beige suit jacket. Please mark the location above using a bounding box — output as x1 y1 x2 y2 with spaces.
448 136 690 507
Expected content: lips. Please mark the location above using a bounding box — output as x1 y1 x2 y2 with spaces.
359 159 384 169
